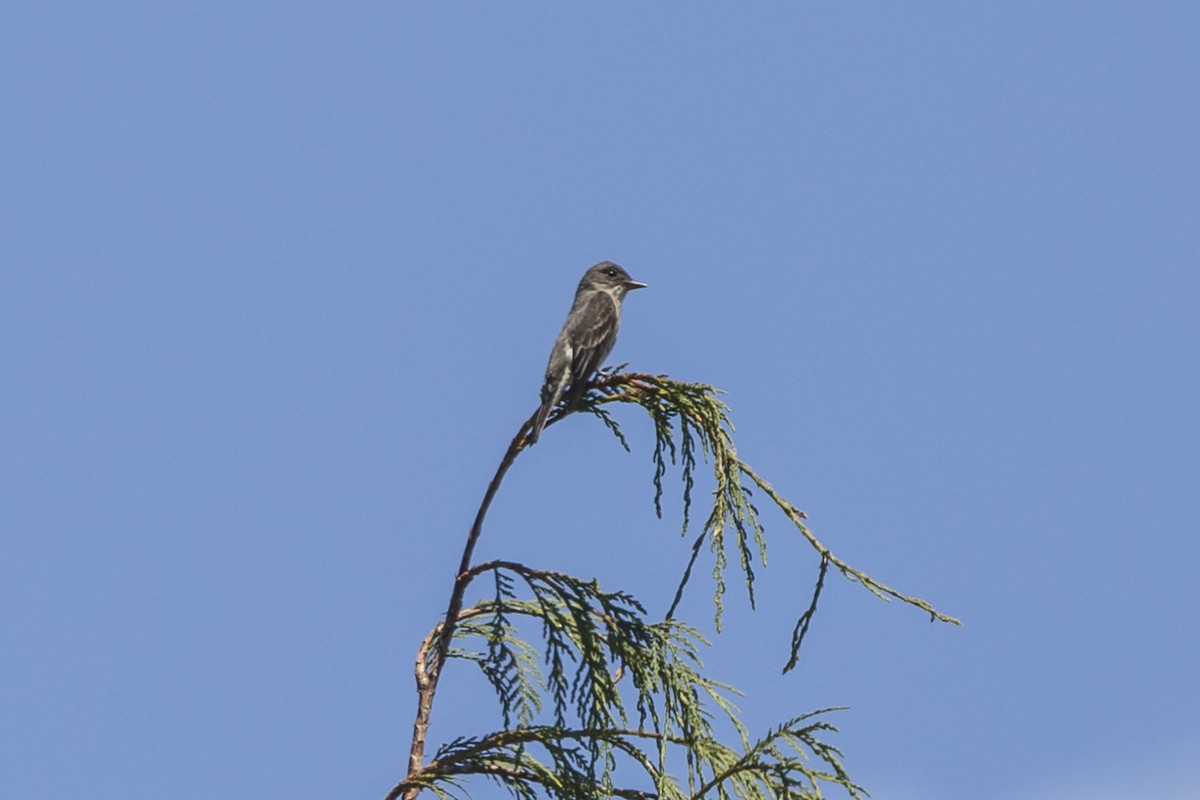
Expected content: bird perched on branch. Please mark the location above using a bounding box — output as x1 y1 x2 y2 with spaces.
528 261 647 444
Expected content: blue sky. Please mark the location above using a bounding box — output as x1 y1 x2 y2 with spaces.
3 3 1198 799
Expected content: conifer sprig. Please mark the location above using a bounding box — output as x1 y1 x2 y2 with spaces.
588 372 960 650
391 371 958 800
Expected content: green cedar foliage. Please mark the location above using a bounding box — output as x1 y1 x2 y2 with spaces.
387 372 958 800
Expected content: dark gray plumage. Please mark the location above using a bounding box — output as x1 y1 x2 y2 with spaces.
528 261 646 444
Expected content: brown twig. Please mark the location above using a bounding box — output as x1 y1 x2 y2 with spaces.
398 390 596 800
391 726 684 800
399 412 542 799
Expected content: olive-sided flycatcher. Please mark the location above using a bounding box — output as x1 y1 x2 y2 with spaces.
528 261 647 444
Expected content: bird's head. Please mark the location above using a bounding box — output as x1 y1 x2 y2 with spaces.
579 261 648 299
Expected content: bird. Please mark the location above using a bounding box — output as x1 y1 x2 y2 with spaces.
528 261 647 444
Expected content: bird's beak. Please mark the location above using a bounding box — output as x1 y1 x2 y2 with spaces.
624 279 648 291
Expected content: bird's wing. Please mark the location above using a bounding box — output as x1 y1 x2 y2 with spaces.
565 290 620 390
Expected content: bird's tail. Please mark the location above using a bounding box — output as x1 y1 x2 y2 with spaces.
527 400 553 444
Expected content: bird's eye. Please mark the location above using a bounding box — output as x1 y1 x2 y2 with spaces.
603 267 617 278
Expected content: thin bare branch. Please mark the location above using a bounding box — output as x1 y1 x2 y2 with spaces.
403 413 538 794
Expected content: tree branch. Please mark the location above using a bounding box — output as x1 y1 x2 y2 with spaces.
739 463 961 626
402 413 541 796
393 371 957 800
